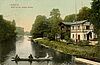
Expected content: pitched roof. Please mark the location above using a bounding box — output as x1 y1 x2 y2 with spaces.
62 20 87 25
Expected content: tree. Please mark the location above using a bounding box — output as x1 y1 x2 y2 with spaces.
77 6 91 21
0 15 16 42
90 0 100 45
90 0 100 58
49 9 62 40
64 14 75 22
50 9 60 18
31 15 49 38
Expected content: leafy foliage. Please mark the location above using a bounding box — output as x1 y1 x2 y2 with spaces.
64 14 75 22
50 9 60 18
77 7 91 21
0 15 16 42
64 7 91 22
49 9 62 40
90 0 100 41
31 9 62 40
31 15 49 38
90 0 100 58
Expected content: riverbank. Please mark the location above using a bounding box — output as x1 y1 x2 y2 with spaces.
75 58 100 65
33 38 100 62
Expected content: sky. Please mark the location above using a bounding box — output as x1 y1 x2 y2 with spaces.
0 0 91 31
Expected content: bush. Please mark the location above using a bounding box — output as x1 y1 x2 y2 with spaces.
77 40 89 46
64 35 74 44
47 33 55 41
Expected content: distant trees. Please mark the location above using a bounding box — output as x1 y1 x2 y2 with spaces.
15 27 24 36
64 14 75 22
0 15 16 42
24 31 30 36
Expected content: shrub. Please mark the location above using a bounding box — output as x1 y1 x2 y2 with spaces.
77 40 89 46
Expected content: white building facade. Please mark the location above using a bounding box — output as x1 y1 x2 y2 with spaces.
62 20 97 42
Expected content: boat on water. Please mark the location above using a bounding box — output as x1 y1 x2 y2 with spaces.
12 53 53 62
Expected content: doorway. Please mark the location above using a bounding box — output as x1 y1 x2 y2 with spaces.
78 35 80 41
87 32 92 40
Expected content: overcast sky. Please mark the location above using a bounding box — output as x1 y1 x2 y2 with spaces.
0 0 91 31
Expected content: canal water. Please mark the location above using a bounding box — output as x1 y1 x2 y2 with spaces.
0 36 87 65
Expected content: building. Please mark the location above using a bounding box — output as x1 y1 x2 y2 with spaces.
60 20 98 44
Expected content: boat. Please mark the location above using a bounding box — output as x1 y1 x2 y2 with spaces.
12 57 52 61
12 54 53 62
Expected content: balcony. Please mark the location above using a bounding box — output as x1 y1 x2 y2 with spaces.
71 29 93 33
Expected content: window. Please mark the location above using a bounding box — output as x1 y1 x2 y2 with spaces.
84 34 86 39
73 34 74 38
78 26 80 29
86 26 90 30
78 35 80 40
72 26 74 30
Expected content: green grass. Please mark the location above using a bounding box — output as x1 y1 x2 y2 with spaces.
34 39 98 58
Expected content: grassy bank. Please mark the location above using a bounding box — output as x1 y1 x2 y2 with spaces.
34 38 100 62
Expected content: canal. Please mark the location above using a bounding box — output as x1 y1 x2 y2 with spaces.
0 36 87 65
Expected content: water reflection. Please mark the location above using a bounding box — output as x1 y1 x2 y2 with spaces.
0 36 88 65
32 42 73 65
16 36 24 43
32 43 47 58
0 39 16 64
